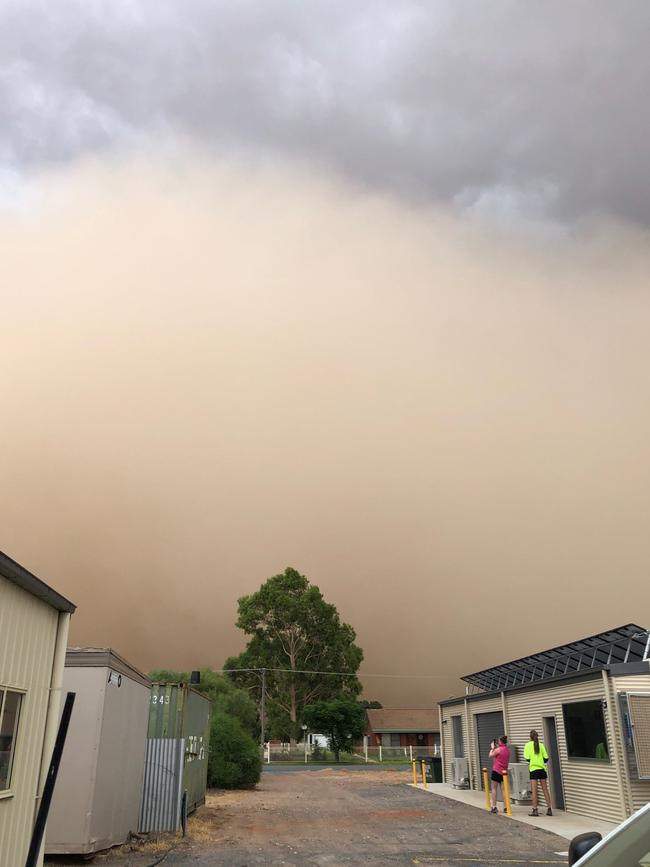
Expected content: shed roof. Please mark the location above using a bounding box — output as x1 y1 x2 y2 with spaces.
0 549 76 613
463 623 649 693
366 708 438 733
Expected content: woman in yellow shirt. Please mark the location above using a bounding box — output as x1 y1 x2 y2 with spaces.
523 729 552 817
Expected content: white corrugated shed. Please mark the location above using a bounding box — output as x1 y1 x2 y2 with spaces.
0 553 74 867
439 625 650 825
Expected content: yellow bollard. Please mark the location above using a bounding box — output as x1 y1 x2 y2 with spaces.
502 770 512 816
482 768 491 810
421 760 427 786
412 760 417 785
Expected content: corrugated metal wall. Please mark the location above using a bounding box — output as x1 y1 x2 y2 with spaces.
611 673 650 812
139 738 184 833
0 575 59 867
504 675 624 822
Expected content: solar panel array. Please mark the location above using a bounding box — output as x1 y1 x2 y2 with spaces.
462 624 650 693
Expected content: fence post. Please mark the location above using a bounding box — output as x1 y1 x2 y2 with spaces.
379 744 382 763
482 768 490 810
364 742 368 763
409 745 413 762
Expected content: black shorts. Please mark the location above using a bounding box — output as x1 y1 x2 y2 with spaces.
530 769 548 780
491 771 503 783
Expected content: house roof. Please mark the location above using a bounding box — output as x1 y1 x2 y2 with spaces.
366 708 438 733
0 550 76 613
463 623 649 693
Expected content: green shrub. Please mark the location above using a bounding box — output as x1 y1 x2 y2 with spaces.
208 710 261 789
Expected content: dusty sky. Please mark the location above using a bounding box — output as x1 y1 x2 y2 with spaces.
2 2 650 705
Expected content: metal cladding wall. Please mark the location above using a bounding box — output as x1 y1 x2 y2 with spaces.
503 674 622 822
139 738 184 832
147 684 210 815
0 576 60 867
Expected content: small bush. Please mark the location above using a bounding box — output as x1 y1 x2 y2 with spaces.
208 710 261 789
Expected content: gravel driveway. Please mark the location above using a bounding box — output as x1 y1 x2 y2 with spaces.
47 768 569 867
164 768 569 866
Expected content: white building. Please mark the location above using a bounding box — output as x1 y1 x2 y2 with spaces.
0 551 75 867
439 624 650 824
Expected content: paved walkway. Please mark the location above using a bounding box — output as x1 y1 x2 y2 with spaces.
413 782 617 842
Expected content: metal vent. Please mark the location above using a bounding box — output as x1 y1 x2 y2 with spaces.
626 693 650 780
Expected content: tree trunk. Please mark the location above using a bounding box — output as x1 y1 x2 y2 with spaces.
289 679 297 749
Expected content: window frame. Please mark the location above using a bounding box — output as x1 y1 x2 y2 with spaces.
561 698 610 764
0 686 25 795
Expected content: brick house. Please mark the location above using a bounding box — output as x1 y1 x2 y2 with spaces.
366 708 440 752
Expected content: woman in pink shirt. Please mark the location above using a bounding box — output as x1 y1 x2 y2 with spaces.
489 735 511 814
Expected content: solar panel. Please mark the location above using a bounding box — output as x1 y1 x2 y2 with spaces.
462 624 649 693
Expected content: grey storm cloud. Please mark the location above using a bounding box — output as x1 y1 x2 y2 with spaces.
1 0 649 223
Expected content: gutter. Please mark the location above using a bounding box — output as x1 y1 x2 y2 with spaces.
34 611 71 861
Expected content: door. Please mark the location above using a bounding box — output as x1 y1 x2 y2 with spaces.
543 716 565 810
452 715 464 758
475 711 504 789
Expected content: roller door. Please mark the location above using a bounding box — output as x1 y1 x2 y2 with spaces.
475 711 504 789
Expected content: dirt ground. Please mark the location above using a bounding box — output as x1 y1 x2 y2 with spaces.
46 767 570 866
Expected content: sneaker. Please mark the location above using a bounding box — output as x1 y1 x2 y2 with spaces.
528 809 539 817
490 807 498 814
546 808 553 816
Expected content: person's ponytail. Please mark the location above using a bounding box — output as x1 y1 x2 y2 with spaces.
530 729 540 755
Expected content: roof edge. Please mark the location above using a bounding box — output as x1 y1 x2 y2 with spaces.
439 660 650 707
66 647 150 687
0 550 76 613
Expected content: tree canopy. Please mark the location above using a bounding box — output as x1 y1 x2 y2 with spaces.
224 567 363 741
303 699 367 761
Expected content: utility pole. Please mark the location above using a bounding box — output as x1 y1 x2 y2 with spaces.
260 668 266 756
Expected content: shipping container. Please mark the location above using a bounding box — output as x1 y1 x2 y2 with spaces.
142 683 210 824
45 648 151 856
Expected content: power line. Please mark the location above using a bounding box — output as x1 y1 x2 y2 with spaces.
221 667 454 679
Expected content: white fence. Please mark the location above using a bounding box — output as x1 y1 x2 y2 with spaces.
264 742 440 764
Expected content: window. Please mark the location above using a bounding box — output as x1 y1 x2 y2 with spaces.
0 689 22 790
390 733 401 747
562 700 609 761
452 715 464 758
